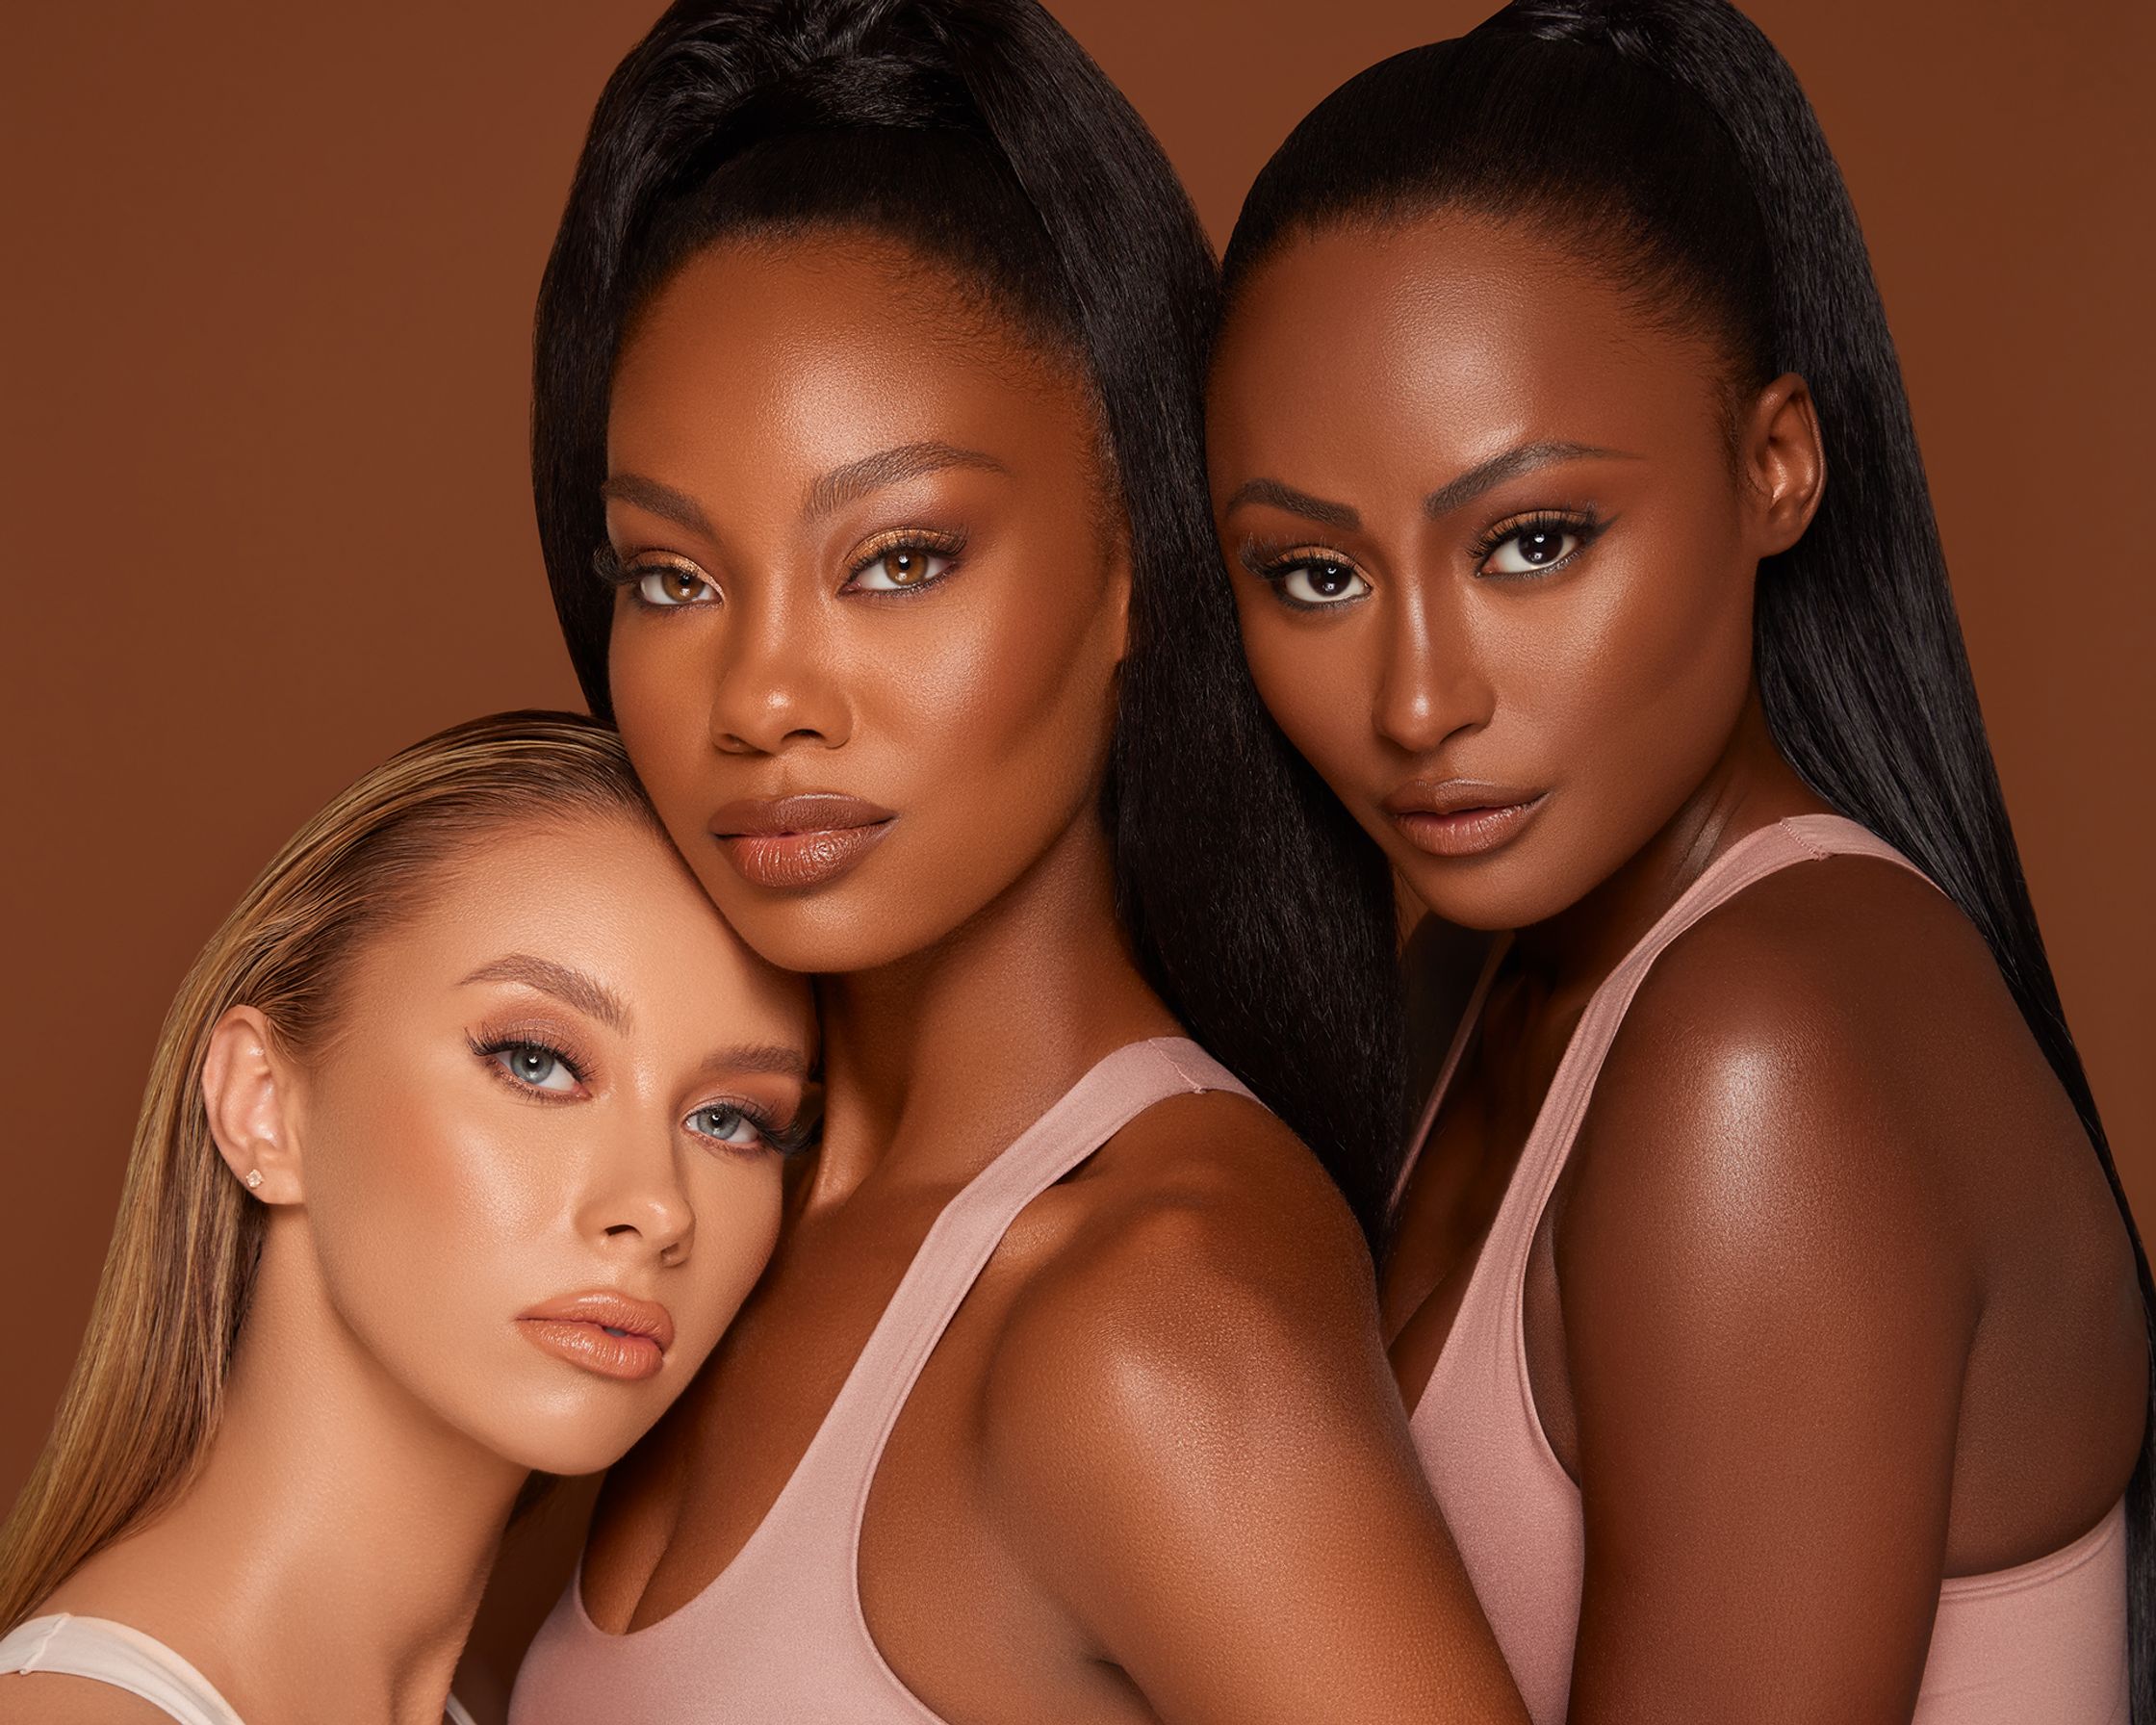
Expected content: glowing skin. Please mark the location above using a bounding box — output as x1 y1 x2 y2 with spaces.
1210 215 1810 937
604 234 1125 977
575 228 1528 1725
1209 208 2145 1718
13 815 812 1725
252 816 812 1477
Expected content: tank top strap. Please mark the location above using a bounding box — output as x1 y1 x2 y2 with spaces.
0 1614 244 1725
1488 811 1936 1287
1392 934 1513 1216
789 1036 1256 1527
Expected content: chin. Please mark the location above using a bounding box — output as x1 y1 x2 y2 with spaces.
475 1409 648 1480
1398 852 1581 936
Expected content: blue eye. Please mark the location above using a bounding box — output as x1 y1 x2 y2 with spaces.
686 1103 768 1149
487 1042 580 1094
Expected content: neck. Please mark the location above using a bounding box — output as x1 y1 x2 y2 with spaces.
811 806 1175 1197
58 1221 525 1725
1510 690 1827 997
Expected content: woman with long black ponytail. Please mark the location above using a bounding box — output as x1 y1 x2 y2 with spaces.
1209 0 2145 1718
507 3 1526 1722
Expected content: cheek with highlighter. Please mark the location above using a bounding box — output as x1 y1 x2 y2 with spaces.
1465 516 1759 920
295 1030 784 1477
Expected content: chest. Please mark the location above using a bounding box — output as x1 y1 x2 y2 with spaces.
576 1179 1144 1724
1379 995 1583 1474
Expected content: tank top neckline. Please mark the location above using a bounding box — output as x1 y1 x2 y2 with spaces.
564 1033 1251 1651
0 1611 477 1725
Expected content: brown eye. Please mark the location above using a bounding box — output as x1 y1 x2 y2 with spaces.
634 564 715 606
850 541 955 592
1278 558 1371 606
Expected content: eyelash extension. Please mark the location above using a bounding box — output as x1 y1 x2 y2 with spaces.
468 1029 592 1102
842 527 968 594
713 1098 820 1159
593 543 715 608
1235 539 1372 614
1469 506 1609 574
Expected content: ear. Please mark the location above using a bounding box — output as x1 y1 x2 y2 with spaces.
1741 373 1827 556
201 1006 305 1205
1103 532 1135 668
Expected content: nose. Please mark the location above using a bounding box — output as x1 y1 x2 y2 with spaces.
1373 575 1493 756
706 587 851 756
578 1121 697 1268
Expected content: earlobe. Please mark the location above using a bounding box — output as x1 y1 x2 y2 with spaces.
201 1005 303 1205
1747 373 1828 555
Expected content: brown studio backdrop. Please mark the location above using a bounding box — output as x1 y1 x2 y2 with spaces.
2 0 2150 1707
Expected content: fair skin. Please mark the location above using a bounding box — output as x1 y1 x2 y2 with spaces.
571 231 1526 1724
1 812 812 1725
1209 209 2145 1720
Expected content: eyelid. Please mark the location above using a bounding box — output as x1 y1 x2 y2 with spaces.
594 543 719 605
841 526 966 592
1237 539 1361 579
686 1093 817 1157
468 1024 597 1102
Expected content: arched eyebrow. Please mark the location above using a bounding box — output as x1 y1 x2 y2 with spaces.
690 1043 810 1083
460 954 630 1035
602 474 714 539
1220 477 1360 530
801 441 1009 521
1423 440 1640 519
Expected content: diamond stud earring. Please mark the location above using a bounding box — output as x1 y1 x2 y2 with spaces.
244 1169 264 1192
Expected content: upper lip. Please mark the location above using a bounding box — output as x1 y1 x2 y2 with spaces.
517 1289 675 1352
708 792 894 837
1382 779 1546 818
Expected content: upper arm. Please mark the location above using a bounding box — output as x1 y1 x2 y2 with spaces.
986 1122 1527 1725
0 1674 179 1724
1559 905 1983 1723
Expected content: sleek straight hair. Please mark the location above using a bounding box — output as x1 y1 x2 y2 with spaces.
532 0 1406 1242
0 714 654 1634
1223 0 2154 1705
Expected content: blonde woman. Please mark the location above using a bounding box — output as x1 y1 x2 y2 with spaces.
0 712 814 1725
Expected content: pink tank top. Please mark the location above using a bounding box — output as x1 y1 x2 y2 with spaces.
1402 812 2130 1723
510 1037 1255 1724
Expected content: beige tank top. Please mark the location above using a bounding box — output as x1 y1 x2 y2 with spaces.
0 1612 476 1725
1401 812 2129 1722
510 1037 1256 1723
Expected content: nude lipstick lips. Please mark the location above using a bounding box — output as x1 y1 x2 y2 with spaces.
1382 780 1549 859
708 792 895 890
517 1290 676 1383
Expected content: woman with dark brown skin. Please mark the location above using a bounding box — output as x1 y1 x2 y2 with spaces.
1206 1 2147 1720
505 3 1523 1722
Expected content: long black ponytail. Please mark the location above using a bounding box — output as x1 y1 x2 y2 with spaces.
1225 0 2153 1704
533 1 1404 1244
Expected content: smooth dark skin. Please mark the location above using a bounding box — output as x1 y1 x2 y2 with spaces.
576 232 1526 1725
1209 210 2146 1721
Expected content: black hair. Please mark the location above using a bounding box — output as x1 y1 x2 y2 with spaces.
1224 0 2154 1703
532 0 1405 1245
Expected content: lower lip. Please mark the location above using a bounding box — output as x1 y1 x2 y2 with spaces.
1391 795 1548 860
717 820 892 890
517 1319 665 1382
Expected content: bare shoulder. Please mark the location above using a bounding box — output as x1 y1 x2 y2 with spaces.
1581 848 2066 1214
982 1082 1391 1504
1556 847 2078 1364
0 1671 177 1724
1014 1082 1377 1356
